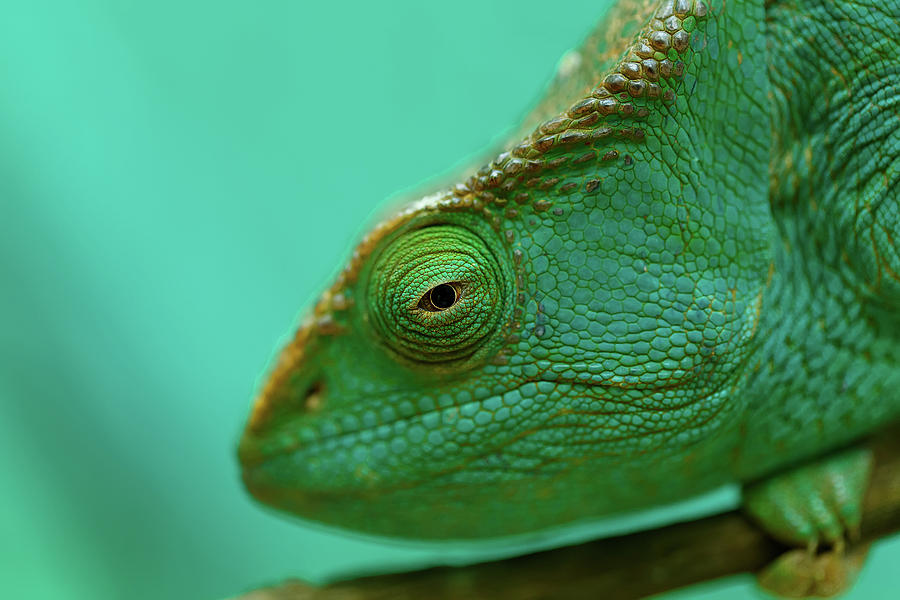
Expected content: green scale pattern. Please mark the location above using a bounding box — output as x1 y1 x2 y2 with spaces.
239 0 900 540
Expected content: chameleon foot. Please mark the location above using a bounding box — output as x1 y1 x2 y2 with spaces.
757 544 869 598
743 446 873 598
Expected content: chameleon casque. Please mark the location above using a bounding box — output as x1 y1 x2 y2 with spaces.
239 0 900 594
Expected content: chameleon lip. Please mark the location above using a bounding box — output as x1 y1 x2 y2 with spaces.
236 430 266 468
240 465 415 521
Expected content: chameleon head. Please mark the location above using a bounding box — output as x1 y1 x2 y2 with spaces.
239 0 772 538
238 179 766 540
238 197 530 537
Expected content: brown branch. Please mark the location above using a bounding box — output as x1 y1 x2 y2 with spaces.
237 426 900 600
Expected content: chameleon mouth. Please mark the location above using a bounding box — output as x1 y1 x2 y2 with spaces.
239 460 364 524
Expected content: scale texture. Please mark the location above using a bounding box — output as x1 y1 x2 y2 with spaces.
238 0 900 549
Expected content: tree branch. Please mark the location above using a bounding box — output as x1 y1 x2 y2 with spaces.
238 426 900 600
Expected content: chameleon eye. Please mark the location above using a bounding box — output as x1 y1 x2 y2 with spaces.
418 282 461 312
366 223 513 365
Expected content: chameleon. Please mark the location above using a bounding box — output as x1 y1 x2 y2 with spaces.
239 0 900 595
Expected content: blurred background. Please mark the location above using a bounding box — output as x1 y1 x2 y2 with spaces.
2 1 898 599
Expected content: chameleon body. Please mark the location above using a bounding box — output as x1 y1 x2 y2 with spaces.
239 0 900 568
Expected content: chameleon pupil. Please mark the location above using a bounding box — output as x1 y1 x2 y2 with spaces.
429 283 457 310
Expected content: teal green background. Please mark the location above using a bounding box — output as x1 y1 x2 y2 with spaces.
2 1 898 599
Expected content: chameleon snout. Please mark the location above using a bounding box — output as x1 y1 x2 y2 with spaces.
239 369 328 460
237 368 331 511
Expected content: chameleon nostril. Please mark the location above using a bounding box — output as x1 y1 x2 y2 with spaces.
304 381 325 413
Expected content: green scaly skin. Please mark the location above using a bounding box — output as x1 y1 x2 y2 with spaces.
238 0 900 559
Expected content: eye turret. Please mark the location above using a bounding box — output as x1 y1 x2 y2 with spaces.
365 224 512 366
